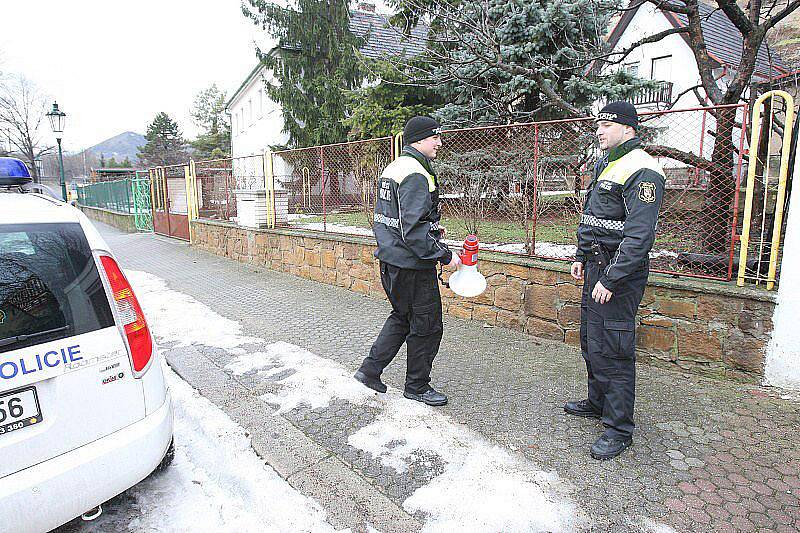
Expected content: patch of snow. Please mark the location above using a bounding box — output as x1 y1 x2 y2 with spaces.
299 223 374 236
225 342 375 413
287 213 316 221
348 397 580 532
637 517 680 533
126 270 261 350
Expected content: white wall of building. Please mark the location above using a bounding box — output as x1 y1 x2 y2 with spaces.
765 145 800 391
602 6 745 172
608 5 706 110
228 66 289 160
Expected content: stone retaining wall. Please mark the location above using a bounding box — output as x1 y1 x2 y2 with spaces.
191 219 776 383
79 205 137 233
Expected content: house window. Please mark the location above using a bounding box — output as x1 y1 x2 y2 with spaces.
259 89 264 118
623 62 639 77
239 110 245 132
247 98 253 125
232 114 237 135
651 55 672 81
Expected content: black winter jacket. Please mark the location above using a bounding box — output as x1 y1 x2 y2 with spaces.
372 146 452 269
576 138 666 291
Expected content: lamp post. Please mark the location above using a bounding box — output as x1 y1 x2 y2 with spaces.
46 102 67 201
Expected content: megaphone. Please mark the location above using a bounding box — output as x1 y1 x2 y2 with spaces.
448 234 487 298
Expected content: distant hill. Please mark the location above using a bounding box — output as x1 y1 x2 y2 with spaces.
85 132 146 163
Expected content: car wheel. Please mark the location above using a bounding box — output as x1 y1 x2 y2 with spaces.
151 438 175 476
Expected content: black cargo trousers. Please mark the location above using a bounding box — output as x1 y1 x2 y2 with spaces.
580 259 649 439
358 262 444 394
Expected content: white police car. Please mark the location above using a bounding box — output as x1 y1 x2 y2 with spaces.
0 158 173 532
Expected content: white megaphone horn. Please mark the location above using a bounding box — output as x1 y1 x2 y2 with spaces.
447 234 487 298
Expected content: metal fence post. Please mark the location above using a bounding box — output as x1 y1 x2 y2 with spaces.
263 149 276 228
737 90 795 289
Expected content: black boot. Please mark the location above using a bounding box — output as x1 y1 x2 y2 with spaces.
564 399 601 419
353 370 387 393
590 434 632 460
403 387 448 406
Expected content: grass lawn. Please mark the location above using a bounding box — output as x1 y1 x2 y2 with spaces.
295 211 574 243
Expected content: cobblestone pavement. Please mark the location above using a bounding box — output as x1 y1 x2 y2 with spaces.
103 225 800 532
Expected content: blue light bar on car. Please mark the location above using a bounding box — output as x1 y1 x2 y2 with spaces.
0 157 33 186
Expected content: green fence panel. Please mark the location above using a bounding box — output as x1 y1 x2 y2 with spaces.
76 178 153 232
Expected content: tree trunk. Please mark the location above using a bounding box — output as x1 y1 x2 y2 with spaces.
704 107 738 254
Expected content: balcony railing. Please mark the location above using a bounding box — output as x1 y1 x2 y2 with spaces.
631 81 674 105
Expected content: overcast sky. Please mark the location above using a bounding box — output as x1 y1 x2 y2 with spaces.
1 0 270 151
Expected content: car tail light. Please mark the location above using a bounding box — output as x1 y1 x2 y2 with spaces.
99 255 153 375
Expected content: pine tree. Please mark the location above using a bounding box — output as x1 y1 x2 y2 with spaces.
137 112 189 167
190 84 230 158
243 0 364 147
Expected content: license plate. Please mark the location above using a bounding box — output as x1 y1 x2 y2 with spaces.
0 387 42 436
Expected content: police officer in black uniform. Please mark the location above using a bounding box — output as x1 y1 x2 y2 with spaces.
353 116 461 406
565 101 666 460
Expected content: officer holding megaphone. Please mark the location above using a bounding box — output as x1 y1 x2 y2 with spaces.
354 116 460 406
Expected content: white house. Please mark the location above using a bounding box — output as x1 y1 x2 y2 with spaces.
603 2 788 110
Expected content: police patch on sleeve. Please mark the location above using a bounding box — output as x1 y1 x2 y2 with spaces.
638 182 657 203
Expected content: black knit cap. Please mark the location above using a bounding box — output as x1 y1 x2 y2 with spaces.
403 116 442 145
596 101 638 129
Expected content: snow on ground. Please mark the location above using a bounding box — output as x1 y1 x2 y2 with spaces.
125 269 584 532
64 365 338 533
287 214 316 221
348 398 580 532
225 342 376 413
299 222 375 236
127 271 261 350
288 224 680 261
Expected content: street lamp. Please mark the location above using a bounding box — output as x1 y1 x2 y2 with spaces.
46 101 67 201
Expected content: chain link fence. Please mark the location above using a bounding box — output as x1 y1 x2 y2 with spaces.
272 138 393 235
178 104 762 281
192 154 267 222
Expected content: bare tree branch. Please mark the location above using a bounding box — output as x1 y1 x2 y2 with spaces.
715 0 754 34
0 75 53 180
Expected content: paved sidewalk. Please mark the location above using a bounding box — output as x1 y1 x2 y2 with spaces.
103 224 800 532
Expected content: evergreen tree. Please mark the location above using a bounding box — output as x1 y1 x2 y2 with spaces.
190 84 231 158
345 59 442 140
389 0 653 125
99 153 106 168
137 112 189 167
107 157 118 168
243 0 364 147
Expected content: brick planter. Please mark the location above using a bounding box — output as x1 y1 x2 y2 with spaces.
191 219 776 383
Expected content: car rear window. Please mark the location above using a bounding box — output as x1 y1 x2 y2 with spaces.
0 223 114 353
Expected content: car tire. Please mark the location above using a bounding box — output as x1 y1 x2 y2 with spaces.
151 438 175 476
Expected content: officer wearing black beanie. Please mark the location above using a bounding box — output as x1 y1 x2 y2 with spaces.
564 101 666 460
354 116 459 407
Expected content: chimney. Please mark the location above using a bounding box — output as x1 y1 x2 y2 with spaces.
358 2 376 12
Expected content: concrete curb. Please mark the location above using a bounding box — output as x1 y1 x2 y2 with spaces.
164 345 422 533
